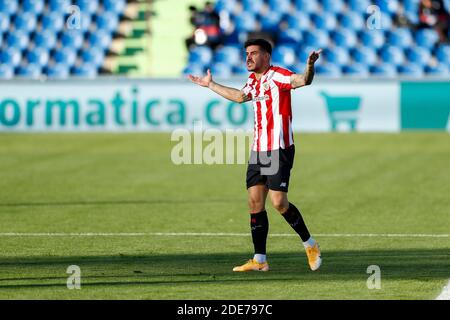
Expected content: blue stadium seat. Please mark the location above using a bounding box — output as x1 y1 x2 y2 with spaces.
311 13 338 30
33 30 57 50
332 29 358 48
289 63 306 74
77 0 99 15
188 46 213 65
425 64 449 76
80 48 105 67
79 13 93 32
72 64 98 78
46 63 70 79
211 62 232 77
369 64 397 77
6 31 29 50
0 48 21 67
222 29 244 45
316 64 342 78
398 64 424 77
324 47 351 66
17 63 42 79
352 47 378 65
49 0 71 14
298 46 317 63
232 64 248 75
342 64 370 77
41 12 65 32
23 0 44 14
13 12 37 33
405 11 419 25
303 30 330 48
0 12 9 33
339 12 366 31
415 29 440 48
215 0 236 12
272 45 297 66
348 0 371 13
53 48 77 66
406 47 432 66
96 12 119 32
376 0 400 15
435 45 450 65
379 46 406 65
214 46 241 65
260 12 282 33
104 0 126 15
26 48 50 67
387 29 414 48
183 64 205 76
87 31 112 50
234 12 256 32
404 0 420 14
379 14 393 29
61 30 85 50
279 28 302 45
268 0 291 14
360 30 385 49
0 64 14 78
322 0 345 13
294 0 319 13
286 12 311 31
0 0 18 15
242 0 264 14
444 0 450 11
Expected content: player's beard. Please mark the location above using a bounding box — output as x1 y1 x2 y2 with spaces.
246 60 257 72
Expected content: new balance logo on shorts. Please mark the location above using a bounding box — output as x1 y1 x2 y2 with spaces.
280 182 287 187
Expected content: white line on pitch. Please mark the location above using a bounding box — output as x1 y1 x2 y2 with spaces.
0 232 448 238
436 280 450 300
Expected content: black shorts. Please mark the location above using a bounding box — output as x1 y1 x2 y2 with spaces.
246 145 295 193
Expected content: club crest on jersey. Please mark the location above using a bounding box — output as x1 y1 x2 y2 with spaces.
262 82 270 91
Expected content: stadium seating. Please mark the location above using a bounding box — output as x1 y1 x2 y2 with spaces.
0 0 125 79
1 0 449 79
184 0 450 78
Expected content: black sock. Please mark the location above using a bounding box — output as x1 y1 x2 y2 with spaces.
250 210 269 255
282 202 311 242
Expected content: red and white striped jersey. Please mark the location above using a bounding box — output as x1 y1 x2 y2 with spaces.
242 65 295 152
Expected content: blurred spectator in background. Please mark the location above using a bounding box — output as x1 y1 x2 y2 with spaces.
394 3 415 28
185 2 222 50
188 5 200 27
186 5 200 49
418 0 450 42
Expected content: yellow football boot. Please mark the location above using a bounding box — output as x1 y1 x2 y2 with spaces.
305 242 322 271
233 259 269 272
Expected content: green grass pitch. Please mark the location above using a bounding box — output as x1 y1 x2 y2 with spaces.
0 132 449 299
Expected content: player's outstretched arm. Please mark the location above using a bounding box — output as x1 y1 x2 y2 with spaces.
188 69 250 103
290 49 322 89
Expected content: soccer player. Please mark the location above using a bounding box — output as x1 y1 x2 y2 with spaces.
188 38 322 272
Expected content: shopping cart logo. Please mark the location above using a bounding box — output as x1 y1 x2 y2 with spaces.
320 92 362 132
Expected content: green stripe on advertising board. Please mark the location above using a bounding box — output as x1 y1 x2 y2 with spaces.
401 82 450 130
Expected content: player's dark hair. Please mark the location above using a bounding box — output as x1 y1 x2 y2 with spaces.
244 38 272 55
